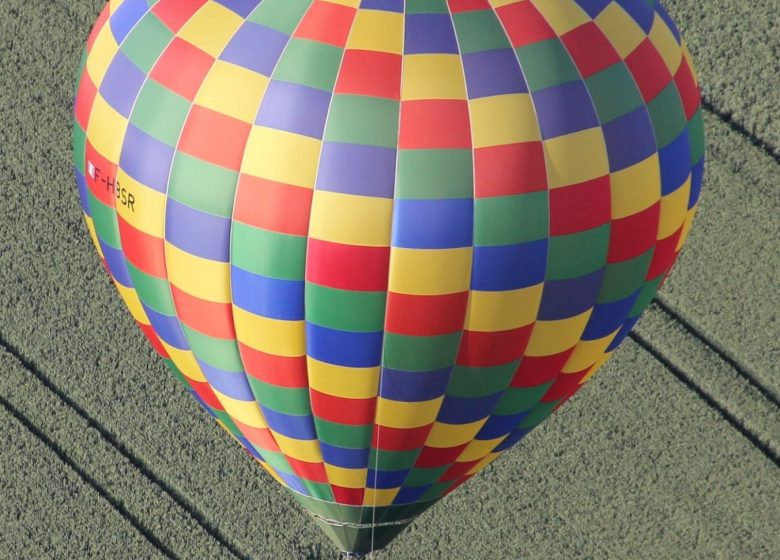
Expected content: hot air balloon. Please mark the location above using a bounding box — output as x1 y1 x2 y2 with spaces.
73 0 704 556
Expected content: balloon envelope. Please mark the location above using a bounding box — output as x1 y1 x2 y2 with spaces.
74 0 703 555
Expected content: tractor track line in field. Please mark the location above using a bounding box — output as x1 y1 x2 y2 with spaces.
701 96 780 165
0 334 251 560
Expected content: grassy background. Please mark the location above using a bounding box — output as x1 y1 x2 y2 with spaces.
0 1 777 558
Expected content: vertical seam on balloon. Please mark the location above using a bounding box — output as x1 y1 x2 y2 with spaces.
152 3 289 476
224 0 323 490
367 2 407 544
297 1 363 505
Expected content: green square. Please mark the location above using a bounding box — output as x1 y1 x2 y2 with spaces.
629 275 663 316
306 283 387 332
406 0 448 14
447 363 519 398
121 12 173 73
168 153 238 218
518 401 558 429
87 191 120 248
127 260 176 315
453 11 511 54
231 223 307 280
307 482 335 502
314 418 372 448
404 467 448 488
370 449 420 472
493 383 552 415
273 39 342 91
688 107 705 165
130 80 190 146
474 192 548 246
249 0 311 34
421 481 454 501
263 450 294 475
247 379 312 416
396 150 473 199
72 123 86 174
517 39 580 92
597 249 654 304
324 95 400 148
647 82 687 148
181 325 244 372
382 332 462 372
585 63 644 124
546 224 610 280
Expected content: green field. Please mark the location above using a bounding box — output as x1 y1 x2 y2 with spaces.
0 1 777 558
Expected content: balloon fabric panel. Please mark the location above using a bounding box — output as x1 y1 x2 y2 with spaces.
73 0 704 555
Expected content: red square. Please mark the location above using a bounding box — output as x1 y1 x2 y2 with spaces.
306 239 391 292
549 176 611 236
152 0 209 33
332 486 364 506
178 105 252 170
137 321 168 359
447 0 492 13
511 349 574 388
295 1 355 47
457 325 534 368
238 342 309 388
495 1 556 48
74 71 98 131
234 175 313 236
385 292 469 336
150 38 213 100
287 457 329 484
310 390 376 426
439 460 480 482
117 216 166 278
608 202 660 263
674 58 701 121
86 4 111 52
646 226 682 280
399 100 471 149
189 379 224 411
335 50 402 99
541 368 588 402
371 424 431 452
625 39 673 102
170 285 236 340
416 444 468 468
562 23 621 79
474 142 547 197
85 140 118 207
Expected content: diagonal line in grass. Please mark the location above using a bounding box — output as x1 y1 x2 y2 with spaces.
701 96 780 165
0 393 177 560
0 333 250 560
629 331 779 468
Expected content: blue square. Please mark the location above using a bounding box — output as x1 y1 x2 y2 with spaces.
537 268 604 321
533 81 599 138
360 0 404 12
100 51 146 117
110 0 148 43
256 81 332 138
471 239 548 291
573 0 611 18
462 49 528 98
221 22 288 75
119 124 175 192
603 106 658 171
392 198 473 249
617 0 655 33
379 367 451 402
316 142 397 198
214 0 261 17
659 129 691 195
404 14 459 54
438 394 503 424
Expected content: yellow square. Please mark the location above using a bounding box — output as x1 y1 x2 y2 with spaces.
115 283 148 323
375 396 444 429
657 177 690 238
525 309 593 356
178 3 244 58
457 437 503 462
488 0 521 8
307 357 380 399
470 94 540 148
465 284 544 332
165 242 231 303
426 420 486 448
363 488 398 507
116 169 165 237
347 9 403 54
161 342 207 383
531 0 590 36
325 0 360 7
562 329 619 373
232 306 306 357
272 432 323 463
466 452 500 475
648 14 683 75
308 190 393 247
84 217 104 259
325 465 367 489
388 248 473 295
213 389 269 429
195 61 269 123
402 55 467 100
87 94 129 162
595 3 646 59
87 24 119 86
610 154 661 219
242 126 321 188
579 350 613 383
544 128 609 188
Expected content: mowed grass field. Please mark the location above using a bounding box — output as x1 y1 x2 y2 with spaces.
0 1 777 558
